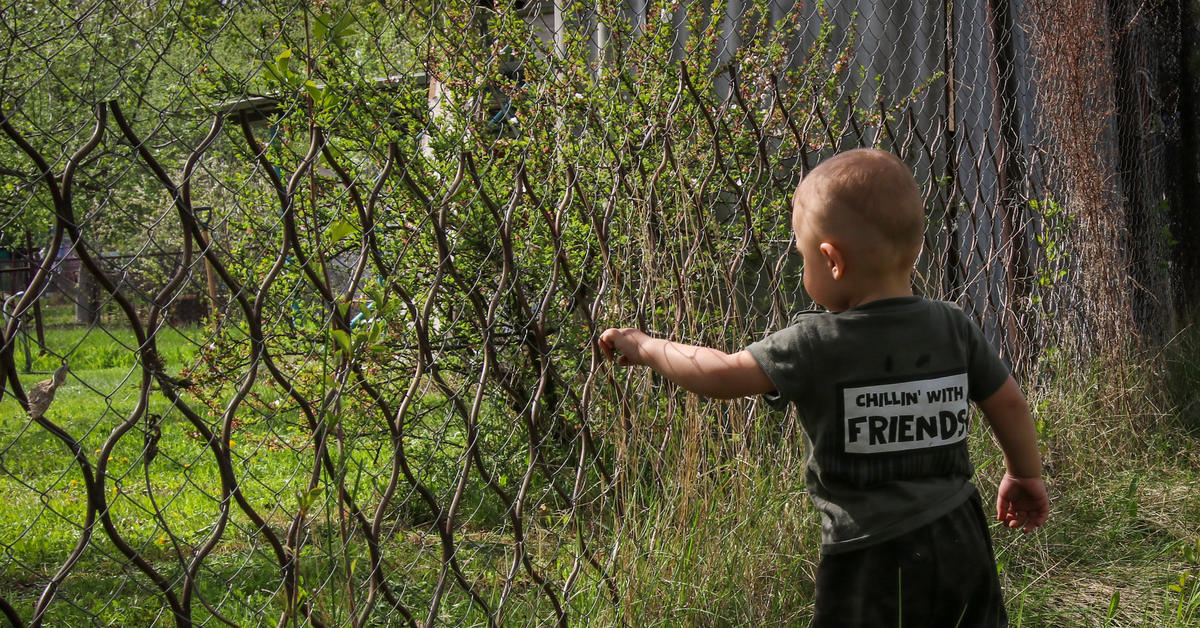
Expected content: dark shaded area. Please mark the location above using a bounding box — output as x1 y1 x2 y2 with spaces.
1168 0 1200 316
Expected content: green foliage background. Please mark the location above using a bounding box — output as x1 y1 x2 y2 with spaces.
2 1 1197 626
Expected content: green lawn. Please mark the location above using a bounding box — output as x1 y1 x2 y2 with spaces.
2 316 1199 626
1 317 568 625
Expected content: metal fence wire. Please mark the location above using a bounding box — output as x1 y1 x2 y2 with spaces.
0 0 1194 625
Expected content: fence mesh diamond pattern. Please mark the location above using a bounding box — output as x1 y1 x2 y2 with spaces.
0 0 1192 625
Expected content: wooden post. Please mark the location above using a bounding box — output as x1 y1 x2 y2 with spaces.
943 0 963 301
74 244 99 325
24 231 46 354
204 236 218 311
194 207 219 316
985 0 1033 371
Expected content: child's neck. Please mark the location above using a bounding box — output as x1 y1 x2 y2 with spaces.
841 274 914 310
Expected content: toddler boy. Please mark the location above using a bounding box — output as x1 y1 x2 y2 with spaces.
599 148 1048 626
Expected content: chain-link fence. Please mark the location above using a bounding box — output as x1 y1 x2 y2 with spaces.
1 0 1195 625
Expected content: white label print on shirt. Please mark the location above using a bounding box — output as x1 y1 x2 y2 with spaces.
841 372 969 454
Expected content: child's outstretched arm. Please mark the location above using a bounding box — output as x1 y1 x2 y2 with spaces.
977 376 1050 533
598 328 775 399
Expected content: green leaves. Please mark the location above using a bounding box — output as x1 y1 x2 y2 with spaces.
303 80 330 108
330 328 352 355
327 218 359 245
1183 537 1200 564
1031 198 1073 293
1100 588 1120 627
1170 572 1191 594
296 485 325 512
263 50 339 112
265 47 298 86
329 294 390 359
313 12 358 48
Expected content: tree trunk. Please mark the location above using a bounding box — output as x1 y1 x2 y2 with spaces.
75 266 99 325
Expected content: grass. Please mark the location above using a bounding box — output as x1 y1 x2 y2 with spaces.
1 308 567 626
608 449 819 624
590 328 1200 626
979 337 1200 627
2 311 1200 626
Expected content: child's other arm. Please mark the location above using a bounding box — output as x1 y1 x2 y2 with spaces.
598 328 775 399
978 376 1049 533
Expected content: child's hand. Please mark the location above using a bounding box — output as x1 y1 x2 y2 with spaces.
597 329 773 398
995 472 1049 533
598 328 650 366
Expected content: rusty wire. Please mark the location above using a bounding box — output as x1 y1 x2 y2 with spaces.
0 0 1188 625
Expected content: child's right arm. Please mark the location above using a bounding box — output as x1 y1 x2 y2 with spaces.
977 376 1050 533
598 328 775 400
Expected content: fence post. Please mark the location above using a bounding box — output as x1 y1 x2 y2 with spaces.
24 231 46 354
942 0 964 300
985 0 1034 371
196 206 220 311
74 251 99 325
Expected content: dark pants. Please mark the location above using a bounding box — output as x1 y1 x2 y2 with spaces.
812 492 1007 627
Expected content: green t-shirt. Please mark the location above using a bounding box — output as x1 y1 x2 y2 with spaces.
745 296 1010 554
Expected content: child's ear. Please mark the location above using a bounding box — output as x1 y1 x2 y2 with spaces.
819 242 844 280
